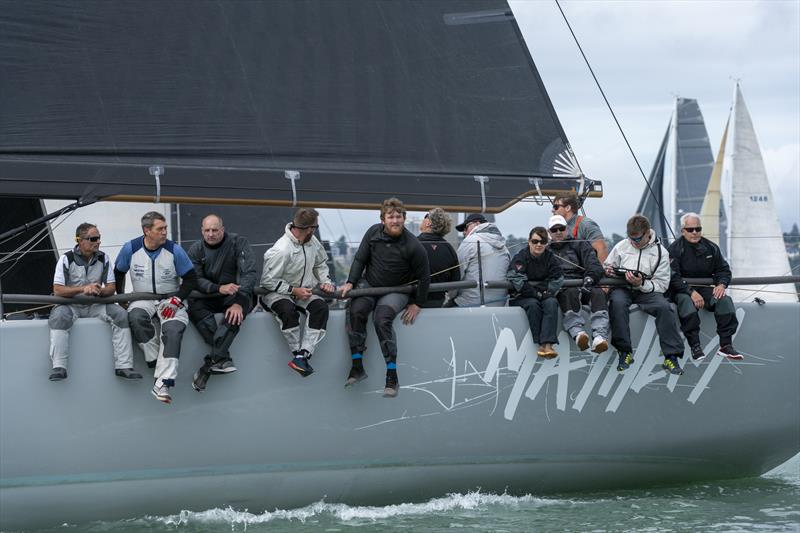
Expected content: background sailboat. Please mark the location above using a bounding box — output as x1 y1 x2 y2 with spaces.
722 83 797 302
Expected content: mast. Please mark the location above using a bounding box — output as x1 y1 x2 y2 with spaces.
725 83 797 302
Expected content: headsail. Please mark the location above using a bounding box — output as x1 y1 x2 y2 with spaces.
0 0 598 213
724 83 797 302
699 115 729 252
637 121 671 239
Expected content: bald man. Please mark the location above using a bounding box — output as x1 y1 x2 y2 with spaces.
186 214 257 392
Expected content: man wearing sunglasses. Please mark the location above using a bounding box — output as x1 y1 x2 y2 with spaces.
551 192 608 262
604 214 685 375
187 214 258 392
667 213 742 361
48 223 141 382
547 215 609 354
260 208 335 378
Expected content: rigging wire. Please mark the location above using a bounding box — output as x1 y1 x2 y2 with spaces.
553 0 676 240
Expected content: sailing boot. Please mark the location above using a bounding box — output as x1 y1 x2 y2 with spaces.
209 358 237 374
662 355 684 376
192 358 213 392
690 343 705 361
616 351 634 372
49 367 67 381
151 380 172 404
383 368 399 398
115 368 143 380
345 356 367 388
288 350 314 377
718 343 743 360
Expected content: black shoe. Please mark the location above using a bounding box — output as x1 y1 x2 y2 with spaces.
690 344 706 361
209 358 237 374
718 344 744 361
146 360 157 369
344 365 367 388
49 367 67 381
383 370 399 398
192 364 211 392
115 368 143 380
616 351 634 372
288 356 314 377
662 355 684 375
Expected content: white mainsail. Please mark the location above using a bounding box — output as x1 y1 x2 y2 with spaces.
724 83 797 303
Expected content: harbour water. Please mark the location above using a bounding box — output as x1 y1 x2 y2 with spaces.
16 455 798 533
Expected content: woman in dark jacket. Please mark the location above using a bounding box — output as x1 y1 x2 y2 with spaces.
506 227 564 357
417 207 460 308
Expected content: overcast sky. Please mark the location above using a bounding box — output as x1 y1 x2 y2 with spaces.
47 0 799 253
321 0 800 242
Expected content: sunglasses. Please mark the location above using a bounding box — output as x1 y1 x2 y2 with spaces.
83 235 101 242
683 226 702 233
530 238 546 245
628 234 645 243
549 225 566 233
293 224 319 230
551 203 566 210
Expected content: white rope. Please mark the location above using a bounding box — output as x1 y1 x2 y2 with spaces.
285 170 300 207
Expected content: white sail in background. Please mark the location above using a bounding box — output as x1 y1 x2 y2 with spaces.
700 116 729 246
724 83 797 302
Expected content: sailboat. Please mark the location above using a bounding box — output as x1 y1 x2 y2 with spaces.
719 84 797 303
1 2 798 530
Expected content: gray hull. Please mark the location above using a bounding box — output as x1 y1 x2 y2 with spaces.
1 303 798 529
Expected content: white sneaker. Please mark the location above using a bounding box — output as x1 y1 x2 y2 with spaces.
151 383 172 404
591 336 609 354
575 332 590 351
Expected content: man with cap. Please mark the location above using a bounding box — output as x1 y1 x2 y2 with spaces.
551 192 608 261
548 214 610 353
446 213 510 307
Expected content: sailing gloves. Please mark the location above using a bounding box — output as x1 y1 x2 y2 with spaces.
159 296 184 319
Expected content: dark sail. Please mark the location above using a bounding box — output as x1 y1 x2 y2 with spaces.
0 0 597 212
674 98 715 229
637 122 670 240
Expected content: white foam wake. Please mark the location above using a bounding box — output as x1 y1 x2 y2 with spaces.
151 491 570 526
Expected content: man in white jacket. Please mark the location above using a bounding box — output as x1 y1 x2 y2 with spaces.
604 214 685 375
260 208 335 377
447 214 511 307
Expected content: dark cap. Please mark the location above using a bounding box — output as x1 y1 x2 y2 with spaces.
455 213 487 232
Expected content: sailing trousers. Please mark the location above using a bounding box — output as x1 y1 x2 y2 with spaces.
262 294 328 357
48 303 134 370
510 296 559 345
347 283 409 364
608 288 684 357
188 294 252 364
673 290 738 347
556 287 610 341
128 299 188 387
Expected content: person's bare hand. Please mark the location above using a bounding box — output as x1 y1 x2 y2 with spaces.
82 283 101 296
225 303 244 326
690 290 705 309
219 283 240 295
402 304 421 325
339 283 354 298
712 284 726 300
292 287 313 300
625 271 642 287
319 283 335 294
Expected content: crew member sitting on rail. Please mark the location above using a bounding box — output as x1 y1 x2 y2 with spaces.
446 213 510 307
48 223 141 382
605 214 685 375
114 211 197 404
340 198 430 397
667 212 742 361
551 192 608 262
417 207 460 308
506 226 563 358
187 214 258 392
548 215 609 353
260 208 335 378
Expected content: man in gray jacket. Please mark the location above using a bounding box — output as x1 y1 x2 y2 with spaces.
187 214 257 392
447 214 511 307
261 208 335 377
48 223 141 381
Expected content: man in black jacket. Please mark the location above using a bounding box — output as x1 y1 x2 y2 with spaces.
417 207 460 308
187 214 258 392
340 198 430 398
668 213 742 361
547 215 609 353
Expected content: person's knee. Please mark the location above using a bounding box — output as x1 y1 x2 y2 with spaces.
714 296 736 315
542 298 559 312
306 299 329 330
48 306 74 330
105 305 129 328
271 300 300 330
128 308 155 342
374 305 396 329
